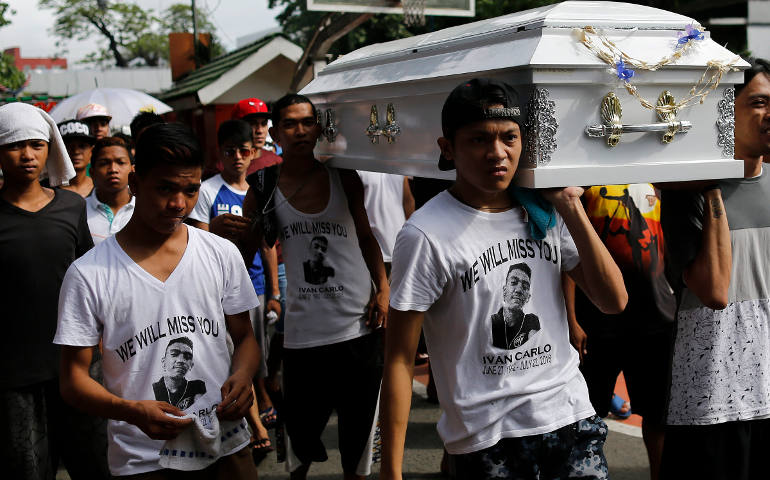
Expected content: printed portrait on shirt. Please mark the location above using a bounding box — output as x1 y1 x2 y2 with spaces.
303 235 335 285
152 337 207 410
491 263 541 350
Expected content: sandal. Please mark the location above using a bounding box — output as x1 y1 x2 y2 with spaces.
609 394 632 420
415 352 429 366
249 437 274 466
259 406 278 429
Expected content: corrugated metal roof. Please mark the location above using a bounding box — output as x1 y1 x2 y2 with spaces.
158 33 284 101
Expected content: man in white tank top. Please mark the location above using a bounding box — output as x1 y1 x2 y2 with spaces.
241 94 389 480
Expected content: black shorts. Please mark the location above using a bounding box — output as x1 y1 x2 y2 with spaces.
661 419 770 480
452 415 609 480
579 323 674 424
282 333 382 475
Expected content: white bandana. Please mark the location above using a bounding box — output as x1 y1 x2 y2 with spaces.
0 103 75 187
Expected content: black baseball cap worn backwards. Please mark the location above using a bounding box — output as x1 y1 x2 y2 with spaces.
439 78 524 171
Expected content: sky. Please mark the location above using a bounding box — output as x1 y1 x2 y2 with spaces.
0 0 282 65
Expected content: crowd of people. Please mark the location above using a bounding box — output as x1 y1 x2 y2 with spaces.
0 55 768 480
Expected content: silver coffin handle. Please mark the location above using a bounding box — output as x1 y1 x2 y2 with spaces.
585 121 692 137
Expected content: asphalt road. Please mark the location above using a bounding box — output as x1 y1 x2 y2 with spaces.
56 386 649 480
256 385 650 480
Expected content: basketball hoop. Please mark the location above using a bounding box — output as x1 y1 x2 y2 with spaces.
403 0 426 27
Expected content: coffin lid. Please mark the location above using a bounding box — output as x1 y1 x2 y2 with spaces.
302 1 747 96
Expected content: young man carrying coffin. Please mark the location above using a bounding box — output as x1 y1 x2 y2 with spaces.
55 123 261 479
380 78 628 480
659 58 770 480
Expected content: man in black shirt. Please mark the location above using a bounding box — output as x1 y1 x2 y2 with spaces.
0 103 107 479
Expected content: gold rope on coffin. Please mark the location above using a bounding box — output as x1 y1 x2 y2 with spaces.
574 26 741 114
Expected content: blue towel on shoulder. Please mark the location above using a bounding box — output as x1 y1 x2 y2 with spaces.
510 186 556 240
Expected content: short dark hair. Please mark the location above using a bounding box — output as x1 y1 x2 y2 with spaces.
92 137 132 164
736 57 770 97
271 93 316 125
310 236 328 247
134 123 203 177
217 119 252 147
113 132 133 150
165 336 193 354
130 111 165 139
506 263 532 281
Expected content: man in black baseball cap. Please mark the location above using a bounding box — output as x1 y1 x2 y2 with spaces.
438 77 524 171
58 119 96 197
381 77 627 480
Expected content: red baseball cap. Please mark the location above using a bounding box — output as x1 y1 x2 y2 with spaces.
231 98 269 120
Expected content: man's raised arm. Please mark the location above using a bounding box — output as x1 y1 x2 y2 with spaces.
682 188 731 309
543 187 628 315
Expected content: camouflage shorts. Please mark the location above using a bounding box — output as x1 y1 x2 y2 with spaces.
453 415 609 480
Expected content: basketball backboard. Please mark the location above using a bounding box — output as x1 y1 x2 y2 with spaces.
306 0 475 17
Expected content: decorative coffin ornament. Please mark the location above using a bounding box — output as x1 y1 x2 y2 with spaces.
301 1 749 188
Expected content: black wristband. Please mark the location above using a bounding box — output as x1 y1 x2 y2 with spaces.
701 183 721 193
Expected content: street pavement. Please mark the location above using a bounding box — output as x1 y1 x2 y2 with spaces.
256 381 651 480
56 383 650 480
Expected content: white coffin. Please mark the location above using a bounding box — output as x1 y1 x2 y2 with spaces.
300 1 749 188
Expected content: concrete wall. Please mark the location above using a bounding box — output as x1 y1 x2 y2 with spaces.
24 67 172 96
748 0 770 59
208 55 296 104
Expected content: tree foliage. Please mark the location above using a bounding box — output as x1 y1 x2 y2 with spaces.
0 2 12 29
0 53 27 92
267 0 565 57
39 0 224 67
161 3 225 59
268 0 724 58
0 2 27 93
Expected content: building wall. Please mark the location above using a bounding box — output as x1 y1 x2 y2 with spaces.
748 0 770 59
210 55 296 104
164 104 233 178
3 47 67 71
24 67 173 96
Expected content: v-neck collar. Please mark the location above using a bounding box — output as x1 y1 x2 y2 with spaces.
0 187 58 216
111 225 193 288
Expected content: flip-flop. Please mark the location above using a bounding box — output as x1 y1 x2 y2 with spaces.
249 437 274 466
415 352 429 366
259 406 278 429
609 394 632 419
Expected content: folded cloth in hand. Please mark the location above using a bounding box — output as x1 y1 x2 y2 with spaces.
509 186 556 240
158 409 251 471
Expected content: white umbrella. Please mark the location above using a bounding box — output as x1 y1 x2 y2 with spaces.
49 87 172 131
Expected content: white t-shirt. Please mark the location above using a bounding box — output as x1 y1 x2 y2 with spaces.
54 226 259 475
357 171 406 262
86 193 134 245
188 173 265 295
389 191 594 455
274 167 373 348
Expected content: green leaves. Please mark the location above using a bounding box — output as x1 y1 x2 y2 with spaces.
39 0 224 67
267 0 564 57
0 2 13 29
0 52 27 92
